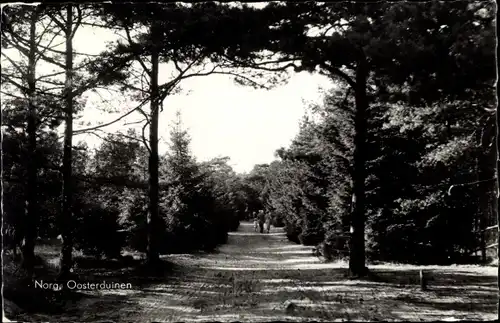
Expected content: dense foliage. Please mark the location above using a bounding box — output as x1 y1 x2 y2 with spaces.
257 85 496 264
2 121 246 259
226 1 497 266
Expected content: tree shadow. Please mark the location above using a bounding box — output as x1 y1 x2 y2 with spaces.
2 250 179 322
8 261 496 322
109 264 495 321
6 225 497 322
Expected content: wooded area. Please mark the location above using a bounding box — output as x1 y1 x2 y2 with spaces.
2 2 498 321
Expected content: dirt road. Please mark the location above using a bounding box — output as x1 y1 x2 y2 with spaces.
10 222 498 322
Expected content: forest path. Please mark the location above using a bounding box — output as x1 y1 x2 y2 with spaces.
11 222 497 322
86 222 497 322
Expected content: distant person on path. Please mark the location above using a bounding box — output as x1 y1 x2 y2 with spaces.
265 214 271 233
253 212 259 232
258 210 265 233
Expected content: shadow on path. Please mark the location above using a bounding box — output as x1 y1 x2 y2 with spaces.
8 222 498 322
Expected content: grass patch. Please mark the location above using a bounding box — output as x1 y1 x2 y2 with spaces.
3 224 497 322
3 253 86 317
3 244 176 321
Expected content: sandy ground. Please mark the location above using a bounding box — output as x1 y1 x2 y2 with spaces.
6 222 499 322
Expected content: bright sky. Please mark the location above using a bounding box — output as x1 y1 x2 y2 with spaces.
78 72 333 173
2 5 334 173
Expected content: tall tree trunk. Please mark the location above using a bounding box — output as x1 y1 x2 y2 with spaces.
59 4 74 279
147 24 160 265
348 58 369 277
22 7 39 276
496 39 499 317
496 86 499 317
477 115 497 263
493 39 500 313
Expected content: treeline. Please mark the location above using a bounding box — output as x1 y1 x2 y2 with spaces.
0 2 285 276
3 110 252 259
250 87 497 265
241 1 498 266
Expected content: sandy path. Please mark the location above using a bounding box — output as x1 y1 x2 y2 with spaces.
10 222 498 322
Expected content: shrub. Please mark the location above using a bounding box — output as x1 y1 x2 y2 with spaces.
298 222 325 246
73 203 124 259
298 231 323 246
285 220 302 244
317 231 349 262
227 215 240 232
272 215 285 227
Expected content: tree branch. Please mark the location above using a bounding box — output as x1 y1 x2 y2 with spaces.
155 53 209 102
34 17 55 48
212 71 271 90
222 54 300 70
4 32 66 69
34 27 63 65
72 96 151 134
124 23 151 76
136 107 150 123
32 35 96 58
85 128 143 145
1 51 28 78
447 177 498 195
71 5 82 40
241 61 300 72
69 55 134 98
123 119 146 126
36 70 65 81
118 80 148 94
79 21 123 30
141 120 151 154
46 12 66 31
37 86 66 93
0 90 26 100
1 74 29 93
321 62 357 88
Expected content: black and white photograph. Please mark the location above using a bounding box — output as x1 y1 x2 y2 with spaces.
1 1 498 322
